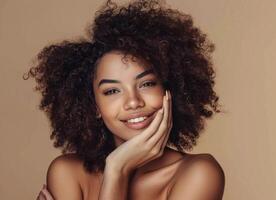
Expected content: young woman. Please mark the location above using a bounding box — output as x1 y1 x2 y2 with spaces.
26 0 225 199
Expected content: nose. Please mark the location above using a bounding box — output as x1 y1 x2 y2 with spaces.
123 91 145 110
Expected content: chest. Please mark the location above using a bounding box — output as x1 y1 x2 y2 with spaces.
128 167 177 200
83 162 182 200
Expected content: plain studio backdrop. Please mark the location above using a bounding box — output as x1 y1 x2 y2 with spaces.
0 0 275 199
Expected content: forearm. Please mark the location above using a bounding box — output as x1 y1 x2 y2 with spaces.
98 164 130 200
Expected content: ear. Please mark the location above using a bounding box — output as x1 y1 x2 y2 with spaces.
95 106 101 118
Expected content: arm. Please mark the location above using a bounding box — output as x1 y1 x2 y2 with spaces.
168 154 225 200
46 156 83 200
98 163 131 200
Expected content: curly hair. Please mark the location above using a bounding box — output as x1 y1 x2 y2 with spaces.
24 0 221 173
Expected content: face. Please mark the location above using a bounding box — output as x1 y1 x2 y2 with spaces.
93 51 165 146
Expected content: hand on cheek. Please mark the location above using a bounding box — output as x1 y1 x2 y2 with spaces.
106 90 173 175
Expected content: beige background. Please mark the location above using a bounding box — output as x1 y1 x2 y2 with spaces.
1 0 275 199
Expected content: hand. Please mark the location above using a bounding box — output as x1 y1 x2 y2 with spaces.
36 185 54 200
106 90 172 175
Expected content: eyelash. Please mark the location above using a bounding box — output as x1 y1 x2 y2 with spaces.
103 81 157 96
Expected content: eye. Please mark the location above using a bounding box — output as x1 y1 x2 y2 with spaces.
103 81 157 96
141 81 157 88
103 89 119 96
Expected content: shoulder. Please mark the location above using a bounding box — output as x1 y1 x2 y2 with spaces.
168 153 225 200
46 153 84 200
47 153 84 181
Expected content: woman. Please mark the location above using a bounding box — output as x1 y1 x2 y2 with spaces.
26 0 225 199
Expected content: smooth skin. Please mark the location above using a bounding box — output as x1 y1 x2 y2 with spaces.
36 52 225 200
92 51 166 146
98 90 171 199
105 90 171 175
37 89 171 200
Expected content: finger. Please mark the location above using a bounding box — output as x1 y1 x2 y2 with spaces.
167 90 172 128
138 103 164 142
153 90 172 151
41 188 54 200
147 90 169 147
161 90 173 150
37 191 46 200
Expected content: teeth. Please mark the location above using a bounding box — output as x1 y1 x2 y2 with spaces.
127 116 147 123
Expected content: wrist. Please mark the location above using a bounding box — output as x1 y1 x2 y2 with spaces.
105 159 132 177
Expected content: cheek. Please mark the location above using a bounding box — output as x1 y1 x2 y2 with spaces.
147 93 164 109
97 99 122 123
100 103 118 119
149 96 163 109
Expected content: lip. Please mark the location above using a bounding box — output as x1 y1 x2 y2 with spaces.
122 112 156 130
121 112 154 121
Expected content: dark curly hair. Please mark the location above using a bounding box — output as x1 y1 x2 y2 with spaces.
24 0 221 173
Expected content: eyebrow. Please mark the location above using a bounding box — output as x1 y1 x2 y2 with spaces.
98 69 154 88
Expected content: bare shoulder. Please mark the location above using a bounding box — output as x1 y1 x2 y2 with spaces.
183 153 225 175
168 153 225 200
48 153 83 168
47 153 84 181
46 153 84 200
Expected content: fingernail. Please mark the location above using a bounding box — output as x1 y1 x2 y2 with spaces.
166 90 169 101
160 108 164 114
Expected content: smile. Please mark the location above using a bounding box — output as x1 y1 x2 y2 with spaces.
127 116 148 123
121 112 155 130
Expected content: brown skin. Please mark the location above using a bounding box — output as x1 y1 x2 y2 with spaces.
37 51 225 200
92 51 166 147
93 51 172 199
39 151 224 200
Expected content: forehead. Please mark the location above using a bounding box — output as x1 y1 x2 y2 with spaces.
94 51 152 79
